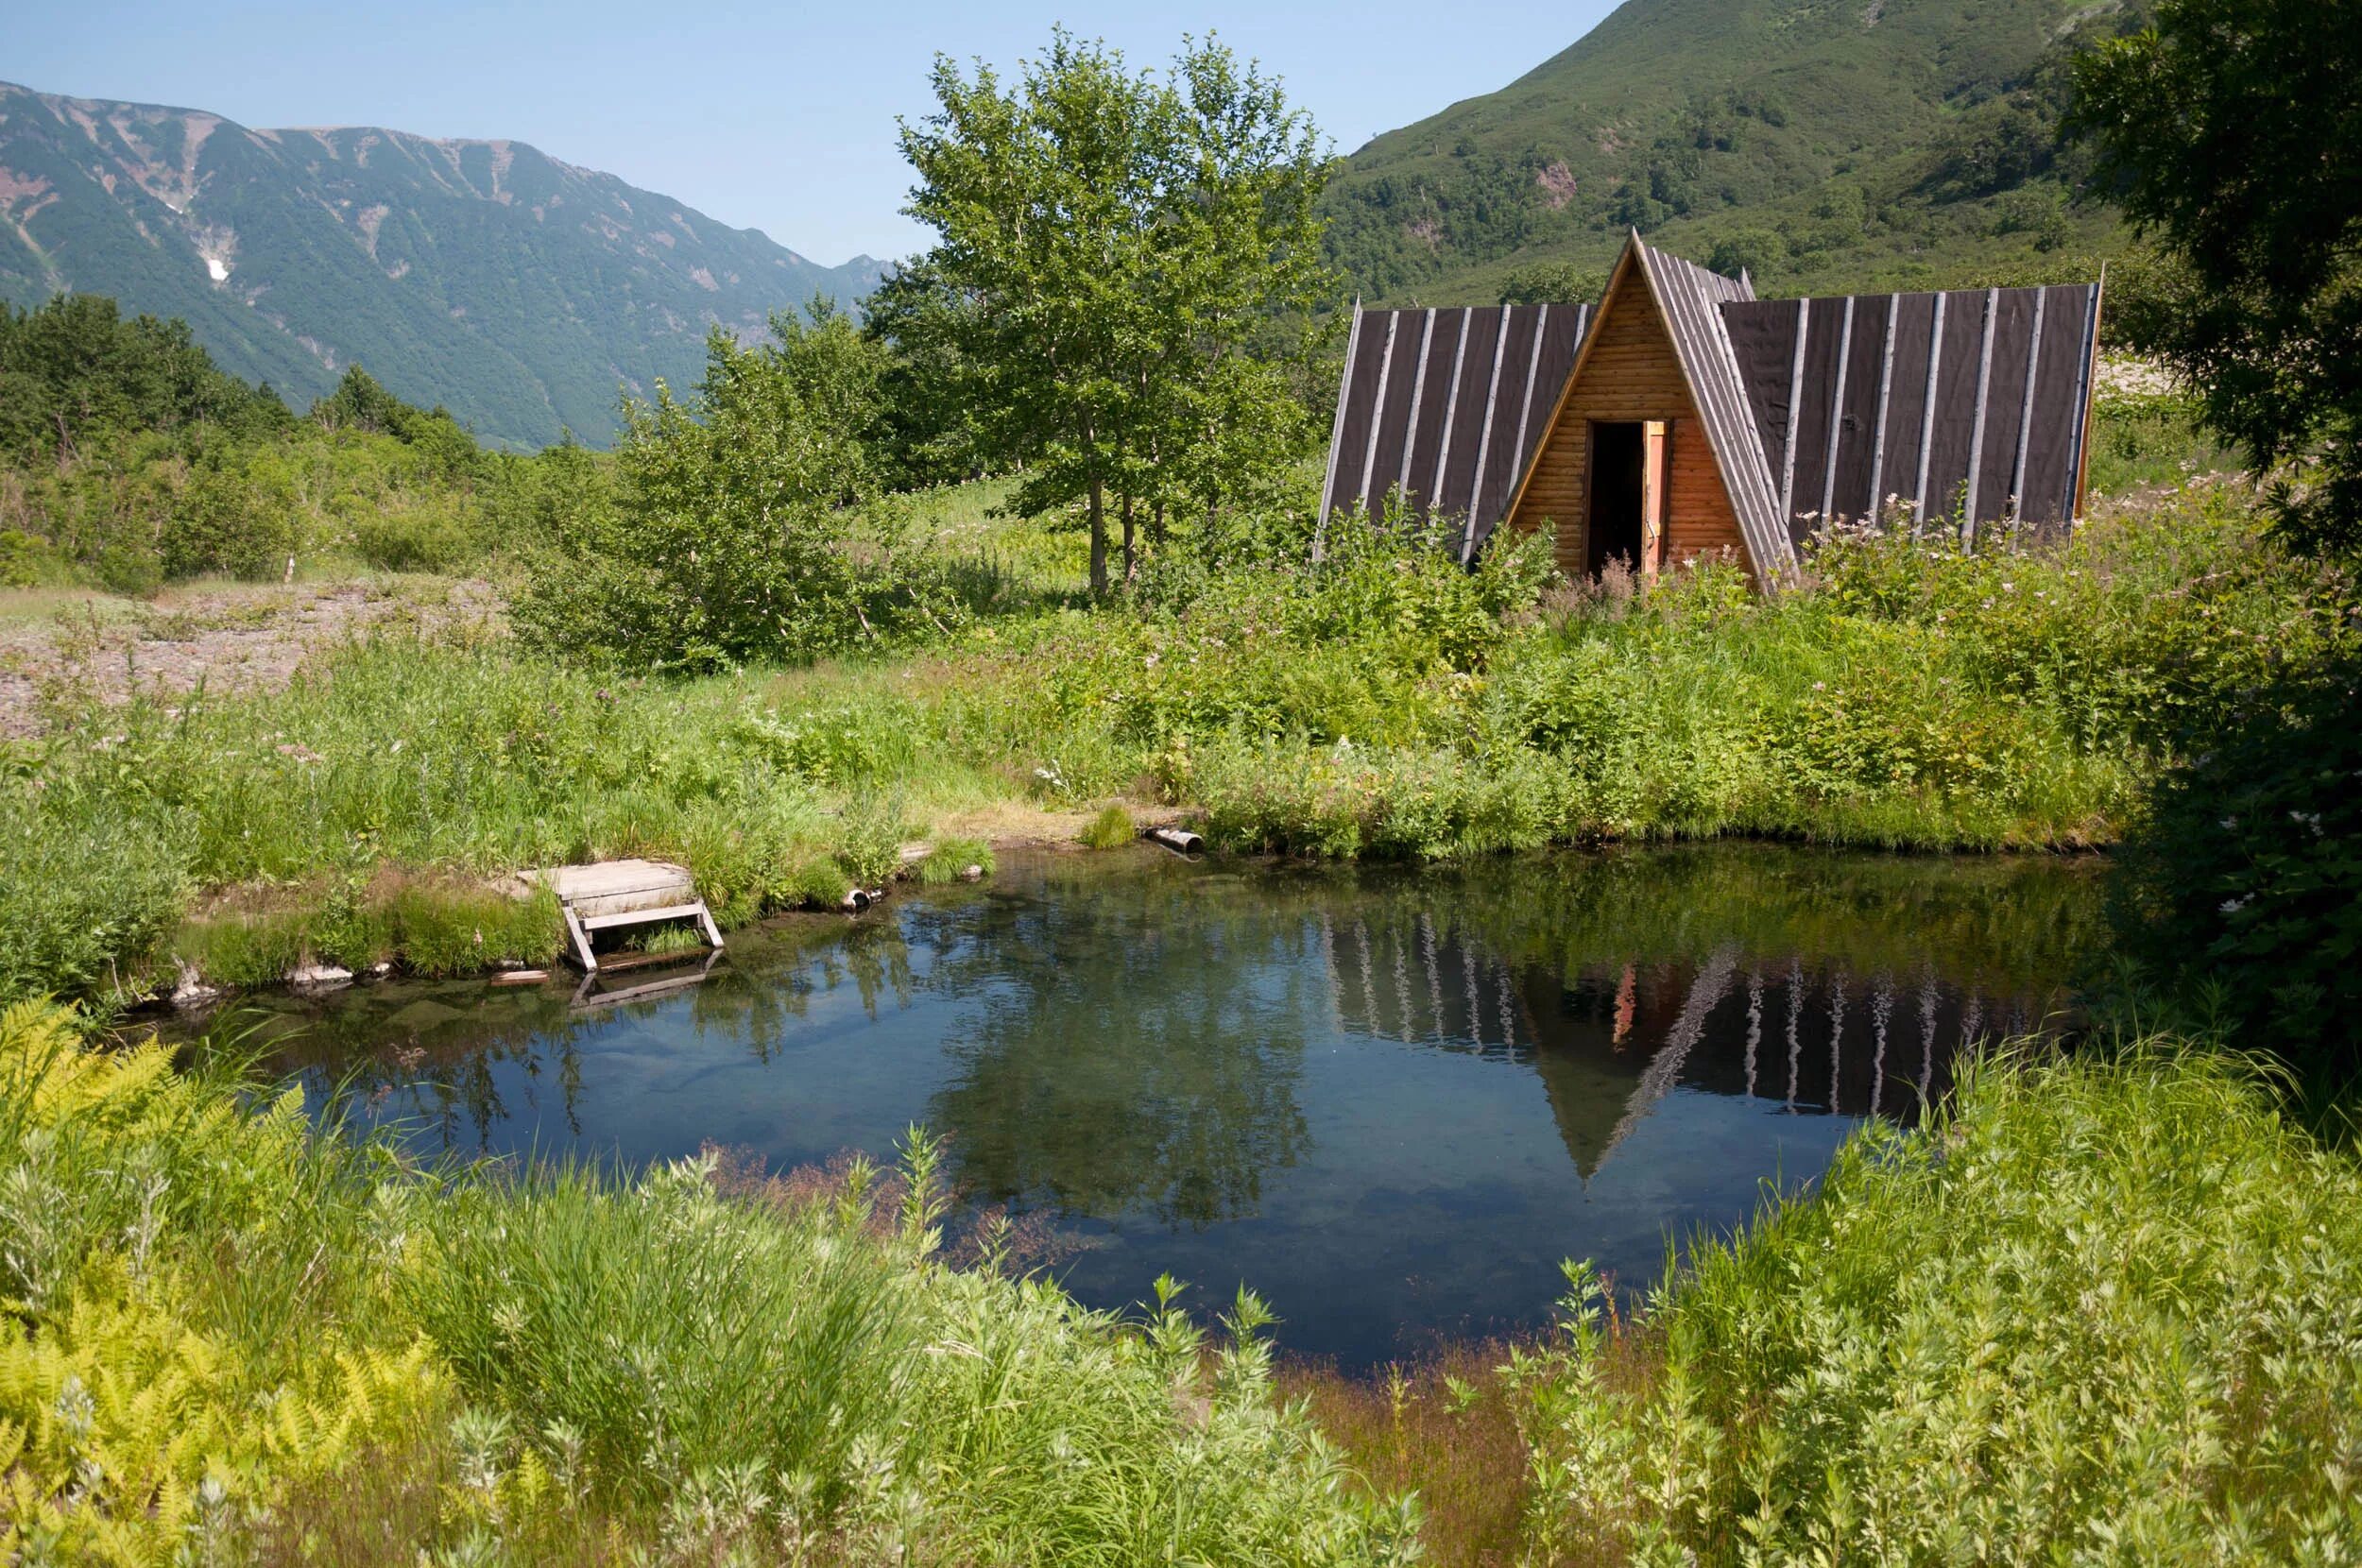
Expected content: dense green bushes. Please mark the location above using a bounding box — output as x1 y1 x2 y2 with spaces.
510 310 982 671
1508 1045 2362 1560
1088 484 2335 858
0 297 588 588
0 797 187 1006
0 997 1419 1563
0 294 290 461
2112 644 2362 1096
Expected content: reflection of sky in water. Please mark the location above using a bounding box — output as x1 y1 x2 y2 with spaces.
246 844 2101 1367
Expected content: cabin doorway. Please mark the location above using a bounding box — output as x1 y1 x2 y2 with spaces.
1586 420 1669 577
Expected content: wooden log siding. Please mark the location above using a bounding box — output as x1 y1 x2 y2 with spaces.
1505 268 1748 578
1318 302 1587 558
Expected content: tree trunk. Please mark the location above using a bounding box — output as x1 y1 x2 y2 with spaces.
1121 492 1138 583
1088 476 1108 596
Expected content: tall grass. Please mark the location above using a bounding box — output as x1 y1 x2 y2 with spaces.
1507 1043 2362 1560
0 997 1419 1563
4 481 2341 1008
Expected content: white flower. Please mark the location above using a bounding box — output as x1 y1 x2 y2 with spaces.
2220 896 2250 914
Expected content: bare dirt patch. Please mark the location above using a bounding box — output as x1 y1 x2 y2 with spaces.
0 575 501 736
932 797 1189 851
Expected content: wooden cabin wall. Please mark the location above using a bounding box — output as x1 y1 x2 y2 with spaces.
1508 284 1749 578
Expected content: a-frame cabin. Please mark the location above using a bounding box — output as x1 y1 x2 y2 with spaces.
1319 232 2105 588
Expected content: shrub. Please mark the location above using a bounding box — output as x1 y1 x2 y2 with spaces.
0 798 188 1006
0 999 1422 1562
2111 648 2362 1094
1511 1046 2362 1560
510 324 900 671
914 835 996 884
158 449 300 579
349 492 482 571
1079 804 1136 848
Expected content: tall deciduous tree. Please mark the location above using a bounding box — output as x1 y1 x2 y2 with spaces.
894 31 1335 592
2070 0 2362 554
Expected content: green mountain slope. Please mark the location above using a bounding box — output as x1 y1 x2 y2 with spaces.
1325 0 2140 302
0 83 883 448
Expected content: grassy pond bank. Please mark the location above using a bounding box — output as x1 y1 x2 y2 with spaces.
8 847 2359 1560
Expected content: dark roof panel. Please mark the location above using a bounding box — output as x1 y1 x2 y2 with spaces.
1433 306 1503 522
1320 301 1588 558
2021 284 2099 527
1720 281 2101 537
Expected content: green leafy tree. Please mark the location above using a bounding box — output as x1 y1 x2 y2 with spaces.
761 297 895 504
864 259 997 489
1500 262 1607 306
894 31 1336 592
1705 230 1786 283
311 365 484 478
512 325 881 670
2071 0 2362 554
0 294 285 460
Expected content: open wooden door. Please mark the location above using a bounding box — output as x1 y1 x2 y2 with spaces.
1639 420 1669 578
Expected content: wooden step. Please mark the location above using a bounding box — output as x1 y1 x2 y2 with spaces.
518 859 724 973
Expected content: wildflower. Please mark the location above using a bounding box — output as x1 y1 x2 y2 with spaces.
2220 816 2237 830
2220 895 2249 914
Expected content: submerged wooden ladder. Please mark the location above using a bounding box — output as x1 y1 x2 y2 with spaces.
513 859 723 973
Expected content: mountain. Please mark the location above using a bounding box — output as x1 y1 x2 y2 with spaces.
0 82 885 448
1324 0 2142 304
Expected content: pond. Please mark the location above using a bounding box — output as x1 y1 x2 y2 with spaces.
234 844 2105 1368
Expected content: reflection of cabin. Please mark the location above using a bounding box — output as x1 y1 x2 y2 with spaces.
1315 908 2037 1184
1320 232 2104 586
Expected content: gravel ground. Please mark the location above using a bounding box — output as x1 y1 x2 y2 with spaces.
0 576 501 737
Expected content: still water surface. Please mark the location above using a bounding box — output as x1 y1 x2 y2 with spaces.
248 844 2103 1367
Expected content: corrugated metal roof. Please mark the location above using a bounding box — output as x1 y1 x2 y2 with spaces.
1318 301 1589 560
1720 282 2101 540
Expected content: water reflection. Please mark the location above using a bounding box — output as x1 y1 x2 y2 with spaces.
226 844 2101 1365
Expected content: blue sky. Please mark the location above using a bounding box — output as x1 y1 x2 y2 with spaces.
7 1 1617 266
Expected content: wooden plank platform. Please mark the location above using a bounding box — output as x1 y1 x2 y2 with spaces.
512 859 723 973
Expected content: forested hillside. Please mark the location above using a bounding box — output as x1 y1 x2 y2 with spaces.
0 82 883 448
1325 0 2145 302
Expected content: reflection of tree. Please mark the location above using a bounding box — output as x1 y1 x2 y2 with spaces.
916 878 1314 1230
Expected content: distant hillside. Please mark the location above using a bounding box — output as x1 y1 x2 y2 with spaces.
0 83 884 448
1325 0 2144 303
